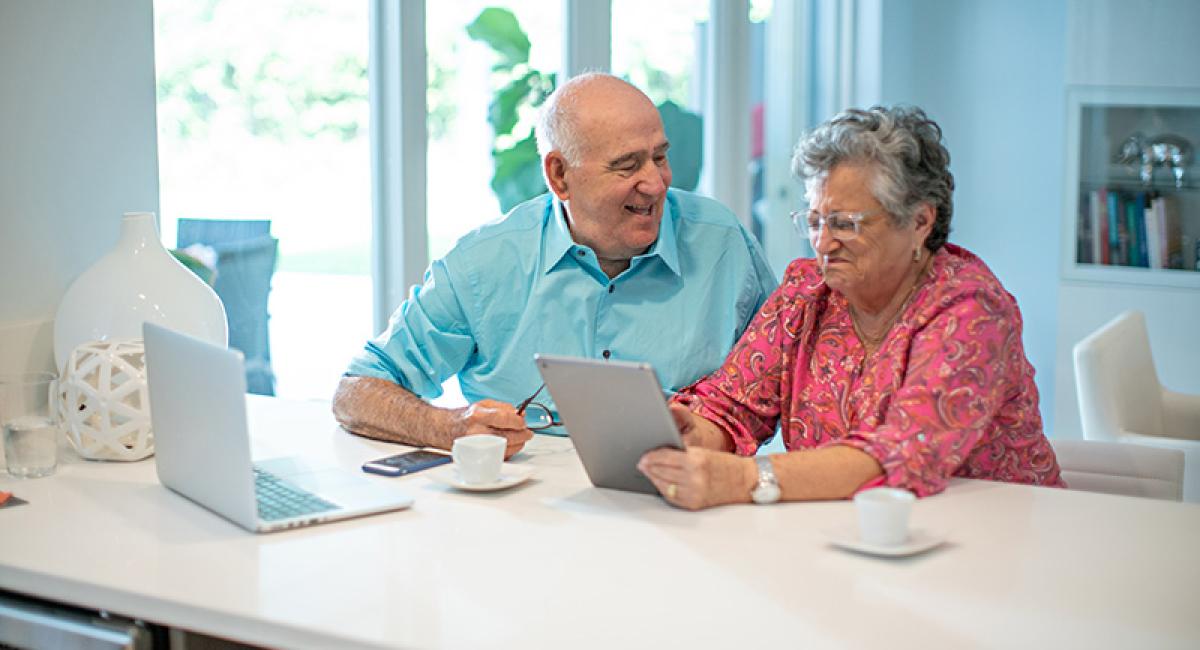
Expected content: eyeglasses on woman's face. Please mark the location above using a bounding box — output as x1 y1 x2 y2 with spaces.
515 383 562 431
790 210 882 243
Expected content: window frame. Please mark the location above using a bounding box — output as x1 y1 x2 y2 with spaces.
368 0 813 324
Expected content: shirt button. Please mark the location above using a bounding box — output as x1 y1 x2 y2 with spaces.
608 284 615 293
577 249 586 257
602 350 611 359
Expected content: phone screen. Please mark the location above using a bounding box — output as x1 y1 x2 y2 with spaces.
362 450 452 477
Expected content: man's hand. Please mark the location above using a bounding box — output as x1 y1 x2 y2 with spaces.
333 376 533 458
451 399 532 459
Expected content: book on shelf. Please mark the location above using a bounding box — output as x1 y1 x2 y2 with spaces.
1077 189 1187 271
1106 191 1122 265
1128 192 1148 268
1144 194 1162 269
1155 195 1184 269
1076 191 1092 264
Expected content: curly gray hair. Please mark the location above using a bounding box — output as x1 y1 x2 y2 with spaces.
792 105 954 252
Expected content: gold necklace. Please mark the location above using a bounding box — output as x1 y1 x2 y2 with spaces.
849 257 931 351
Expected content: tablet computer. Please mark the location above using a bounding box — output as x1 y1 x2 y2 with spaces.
534 353 683 494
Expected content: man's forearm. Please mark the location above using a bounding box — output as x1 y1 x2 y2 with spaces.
332 375 459 450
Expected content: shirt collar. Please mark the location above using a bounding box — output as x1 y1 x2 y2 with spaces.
541 192 682 278
542 196 577 274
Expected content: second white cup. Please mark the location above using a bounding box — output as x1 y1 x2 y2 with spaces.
452 434 506 485
853 487 915 546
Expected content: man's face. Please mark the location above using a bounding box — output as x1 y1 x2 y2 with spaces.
551 90 673 264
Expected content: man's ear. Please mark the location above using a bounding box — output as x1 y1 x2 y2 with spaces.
544 152 570 200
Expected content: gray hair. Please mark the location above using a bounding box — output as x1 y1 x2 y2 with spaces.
535 72 630 166
792 105 954 251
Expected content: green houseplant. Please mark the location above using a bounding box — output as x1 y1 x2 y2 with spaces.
467 8 703 213
466 8 556 213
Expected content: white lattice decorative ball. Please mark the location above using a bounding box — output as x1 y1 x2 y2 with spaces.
58 338 154 461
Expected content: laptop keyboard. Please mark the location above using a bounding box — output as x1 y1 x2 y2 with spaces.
254 468 338 522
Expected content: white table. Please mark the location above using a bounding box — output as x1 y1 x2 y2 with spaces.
2 396 1199 649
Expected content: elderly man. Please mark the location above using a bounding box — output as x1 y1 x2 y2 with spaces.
333 73 775 457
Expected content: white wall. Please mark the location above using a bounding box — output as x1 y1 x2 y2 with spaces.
0 0 160 375
1053 0 1200 439
877 0 1068 434
875 0 1200 439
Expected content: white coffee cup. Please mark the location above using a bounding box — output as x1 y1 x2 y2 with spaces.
853 487 915 546
452 434 506 485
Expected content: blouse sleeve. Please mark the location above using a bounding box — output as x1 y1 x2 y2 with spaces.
674 262 811 455
835 280 1027 496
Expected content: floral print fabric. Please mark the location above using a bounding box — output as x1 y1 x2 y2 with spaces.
675 243 1064 496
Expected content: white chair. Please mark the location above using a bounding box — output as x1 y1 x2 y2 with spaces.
1051 439 1184 501
1073 310 1200 502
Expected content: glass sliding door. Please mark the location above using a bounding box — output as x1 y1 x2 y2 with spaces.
425 1 563 261
154 0 373 399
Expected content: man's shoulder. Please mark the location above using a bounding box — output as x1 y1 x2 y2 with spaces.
668 189 743 229
447 194 550 255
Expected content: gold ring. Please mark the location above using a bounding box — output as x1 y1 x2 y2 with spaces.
666 483 677 499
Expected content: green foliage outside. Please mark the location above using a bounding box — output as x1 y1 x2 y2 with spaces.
155 15 367 142
170 249 217 286
155 1 708 272
467 7 704 213
466 8 557 213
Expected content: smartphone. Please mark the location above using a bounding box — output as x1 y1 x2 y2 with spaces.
362 449 452 477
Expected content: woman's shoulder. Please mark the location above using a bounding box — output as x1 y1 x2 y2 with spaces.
929 243 1019 312
780 257 830 300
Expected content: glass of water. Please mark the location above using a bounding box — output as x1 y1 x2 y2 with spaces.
1 372 59 478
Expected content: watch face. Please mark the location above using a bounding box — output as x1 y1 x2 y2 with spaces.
752 483 781 504
752 456 780 504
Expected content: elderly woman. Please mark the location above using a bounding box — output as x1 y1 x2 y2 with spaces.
638 106 1064 510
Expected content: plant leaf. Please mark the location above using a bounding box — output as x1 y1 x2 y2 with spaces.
491 131 546 213
170 249 217 286
489 71 535 135
658 100 703 191
466 8 530 70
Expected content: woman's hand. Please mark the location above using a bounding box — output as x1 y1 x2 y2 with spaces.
637 447 756 511
668 403 734 451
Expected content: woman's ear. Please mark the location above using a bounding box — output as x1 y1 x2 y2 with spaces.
544 152 570 200
913 202 935 240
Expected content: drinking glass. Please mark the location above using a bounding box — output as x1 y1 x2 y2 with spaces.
1 372 60 478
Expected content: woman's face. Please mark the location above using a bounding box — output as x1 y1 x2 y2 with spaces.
808 164 931 311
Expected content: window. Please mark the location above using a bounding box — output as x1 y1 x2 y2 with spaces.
154 0 372 399
155 1 801 404
425 1 562 260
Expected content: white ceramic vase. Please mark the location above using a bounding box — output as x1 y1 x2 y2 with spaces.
53 212 228 373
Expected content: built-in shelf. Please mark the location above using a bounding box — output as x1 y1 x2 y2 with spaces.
1063 87 1200 288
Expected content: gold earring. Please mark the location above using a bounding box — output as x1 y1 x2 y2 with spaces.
912 248 921 263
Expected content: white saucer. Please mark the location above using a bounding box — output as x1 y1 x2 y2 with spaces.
825 524 946 557
427 463 535 492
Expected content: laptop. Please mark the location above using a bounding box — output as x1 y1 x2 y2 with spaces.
534 354 684 494
143 322 414 533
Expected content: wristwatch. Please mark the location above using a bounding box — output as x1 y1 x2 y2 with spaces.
751 456 781 504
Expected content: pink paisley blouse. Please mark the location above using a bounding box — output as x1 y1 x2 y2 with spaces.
676 243 1064 497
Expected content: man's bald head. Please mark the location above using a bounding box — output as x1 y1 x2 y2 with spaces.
535 73 658 166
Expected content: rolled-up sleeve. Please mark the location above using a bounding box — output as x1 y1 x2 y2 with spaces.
345 259 476 399
833 285 1020 496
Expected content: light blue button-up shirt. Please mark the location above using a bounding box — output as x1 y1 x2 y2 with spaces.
347 190 776 423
